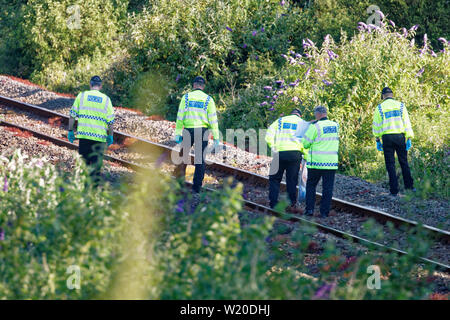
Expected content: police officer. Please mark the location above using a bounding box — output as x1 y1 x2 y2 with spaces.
174 76 220 193
68 76 114 184
301 106 339 218
372 87 414 196
265 108 309 213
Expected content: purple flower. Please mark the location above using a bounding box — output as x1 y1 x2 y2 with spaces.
254 55 259 60
389 20 395 27
291 96 299 103
261 27 265 32
175 74 180 82
415 68 424 77
260 101 268 106
176 199 184 213
304 68 311 79
268 107 275 111
272 95 278 100
302 39 310 49
226 26 233 32
202 236 209 246
327 50 338 60
281 54 287 59
357 22 367 30
289 82 297 87
231 50 235 54
0 228 4 241
304 53 312 58
275 80 284 85
322 79 332 86
423 33 428 44
280 0 286 6
295 53 302 58
252 30 257 36
264 95 271 99
410 24 419 32
277 90 285 95
242 43 247 49
3 176 7 192
313 282 336 299
431 50 437 57
59 187 65 192
270 101 275 106
438 37 448 44
401 28 408 37
263 86 272 91
314 68 321 73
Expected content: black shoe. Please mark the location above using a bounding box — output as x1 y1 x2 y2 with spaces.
305 210 314 216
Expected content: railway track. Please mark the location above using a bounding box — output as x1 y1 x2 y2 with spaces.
0 112 449 271
1 94 449 244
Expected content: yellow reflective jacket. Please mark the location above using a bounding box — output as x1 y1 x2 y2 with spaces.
70 90 114 142
175 90 219 139
372 98 414 139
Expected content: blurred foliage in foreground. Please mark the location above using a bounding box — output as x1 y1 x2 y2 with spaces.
0 151 442 299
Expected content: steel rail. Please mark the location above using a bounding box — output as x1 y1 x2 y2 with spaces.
1 94 449 243
0 119 448 271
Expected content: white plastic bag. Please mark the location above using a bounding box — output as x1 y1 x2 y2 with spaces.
298 159 307 202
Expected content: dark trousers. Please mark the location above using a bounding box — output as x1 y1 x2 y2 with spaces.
305 169 336 216
174 127 209 193
382 133 414 194
269 151 302 208
78 138 105 185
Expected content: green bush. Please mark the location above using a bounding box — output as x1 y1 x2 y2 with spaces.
234 16 449 198
0 150 126 299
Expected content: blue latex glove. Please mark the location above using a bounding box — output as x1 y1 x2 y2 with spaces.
175 135 183 144
107 135 113 146
68 131 75 143
376 140 383 152
213 139 220 148
406 139 411 151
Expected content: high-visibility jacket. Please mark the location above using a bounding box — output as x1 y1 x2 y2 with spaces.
372 98 414 139
265 115 309 153
301 118 339 170
175 90 219 139
70 90 115 143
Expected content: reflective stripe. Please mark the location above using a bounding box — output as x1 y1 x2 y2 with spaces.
303 135 314 143
310 150 338 155
374 124 404 133
209 119 218 125
76 131 107 140
183 114 208 121
208 112 217 118
277 137 301 142
316 136 339 142
314 122 321 137
77 123 107 130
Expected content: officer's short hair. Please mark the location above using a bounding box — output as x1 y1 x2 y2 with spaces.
291 108 302 117
193 76 206 86
314 106 327 114
90 75 102 87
